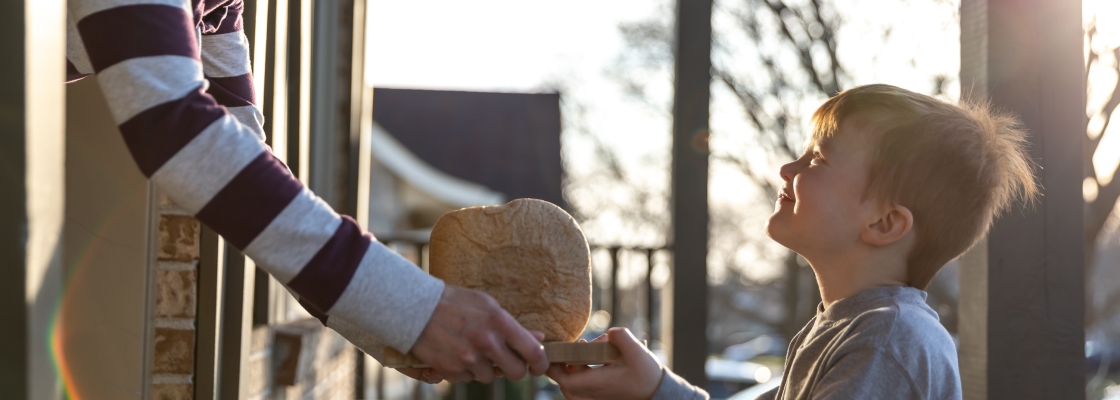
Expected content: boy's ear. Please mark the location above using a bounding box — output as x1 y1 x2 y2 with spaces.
860 204 913 246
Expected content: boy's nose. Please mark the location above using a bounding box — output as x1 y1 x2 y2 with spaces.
779 160 798 182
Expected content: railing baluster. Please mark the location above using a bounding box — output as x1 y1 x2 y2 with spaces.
609 247 620 328
647 248 655 342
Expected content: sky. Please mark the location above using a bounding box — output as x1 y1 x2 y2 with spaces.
367 0 1120 281
367 0 671 176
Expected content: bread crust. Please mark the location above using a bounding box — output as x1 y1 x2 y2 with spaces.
429 199 592 342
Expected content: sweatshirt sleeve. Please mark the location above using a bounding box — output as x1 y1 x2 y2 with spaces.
651 368 709 400
197 0 265 141
68 0 444 354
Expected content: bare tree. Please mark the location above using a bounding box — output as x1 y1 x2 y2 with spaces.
605 0 860 342
581 0 964 344
564 0 1120 374
1082 16 1120 335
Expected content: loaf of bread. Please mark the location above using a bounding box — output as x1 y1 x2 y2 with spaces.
429 199 591 342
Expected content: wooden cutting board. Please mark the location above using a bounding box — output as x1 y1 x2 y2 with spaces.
382 341 622 369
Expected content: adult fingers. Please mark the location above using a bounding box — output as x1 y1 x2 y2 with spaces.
396 368 426 382
494 310 548 375
467 358 495 383
420 369 444 384
415 321 474 382
455 332 493 383
472 328 527 381
398 368 444 385
530 330 546 342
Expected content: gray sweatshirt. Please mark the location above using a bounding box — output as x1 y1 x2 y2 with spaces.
654 286 961 400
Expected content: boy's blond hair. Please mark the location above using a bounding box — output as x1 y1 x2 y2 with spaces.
811 84 1038 289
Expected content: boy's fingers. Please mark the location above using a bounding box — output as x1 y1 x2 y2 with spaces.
530 330 546 342
607 328 646 358
554 364 605 388
559 387 583 400
569 364 592 374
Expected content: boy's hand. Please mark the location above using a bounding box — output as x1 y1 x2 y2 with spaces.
410 285 549 383
546 328 663 400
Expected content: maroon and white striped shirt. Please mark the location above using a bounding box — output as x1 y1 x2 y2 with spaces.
65 0 443 355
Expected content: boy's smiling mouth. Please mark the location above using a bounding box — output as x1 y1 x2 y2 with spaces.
778 190 796 203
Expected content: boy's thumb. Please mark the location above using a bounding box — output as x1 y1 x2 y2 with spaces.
606 327 643 356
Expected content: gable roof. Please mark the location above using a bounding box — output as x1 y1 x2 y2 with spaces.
369 121 505 208
372 88 565 209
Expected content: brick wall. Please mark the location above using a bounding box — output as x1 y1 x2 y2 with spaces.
247 319 356 400
151 194 201 399
150 194 356 399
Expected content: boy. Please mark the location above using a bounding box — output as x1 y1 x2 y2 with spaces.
547 84 1038 399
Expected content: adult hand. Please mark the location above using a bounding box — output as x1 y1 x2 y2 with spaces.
394 368 443 384
546 328 663 400
410 284 548 383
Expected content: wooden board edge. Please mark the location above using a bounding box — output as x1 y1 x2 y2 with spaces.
381 341 629 369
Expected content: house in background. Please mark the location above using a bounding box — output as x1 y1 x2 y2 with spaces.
365 88 564 240
360 88 564 398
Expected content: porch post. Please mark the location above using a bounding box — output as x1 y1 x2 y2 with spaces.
669 0 712 387
958 0 1085 398
0 0 66 397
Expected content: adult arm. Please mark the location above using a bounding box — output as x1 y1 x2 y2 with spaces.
197 0 264 141
67 0 545 381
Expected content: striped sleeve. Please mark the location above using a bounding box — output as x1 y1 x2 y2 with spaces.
198 0 264 141
69 0 445 353
283 284 387 362
66 11 94 82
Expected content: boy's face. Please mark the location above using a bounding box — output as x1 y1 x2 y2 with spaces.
766 117 878 259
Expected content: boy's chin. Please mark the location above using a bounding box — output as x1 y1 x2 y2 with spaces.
764 220 793 248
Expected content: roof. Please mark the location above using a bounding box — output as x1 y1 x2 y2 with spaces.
372 88 565 209
368 121 505 208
